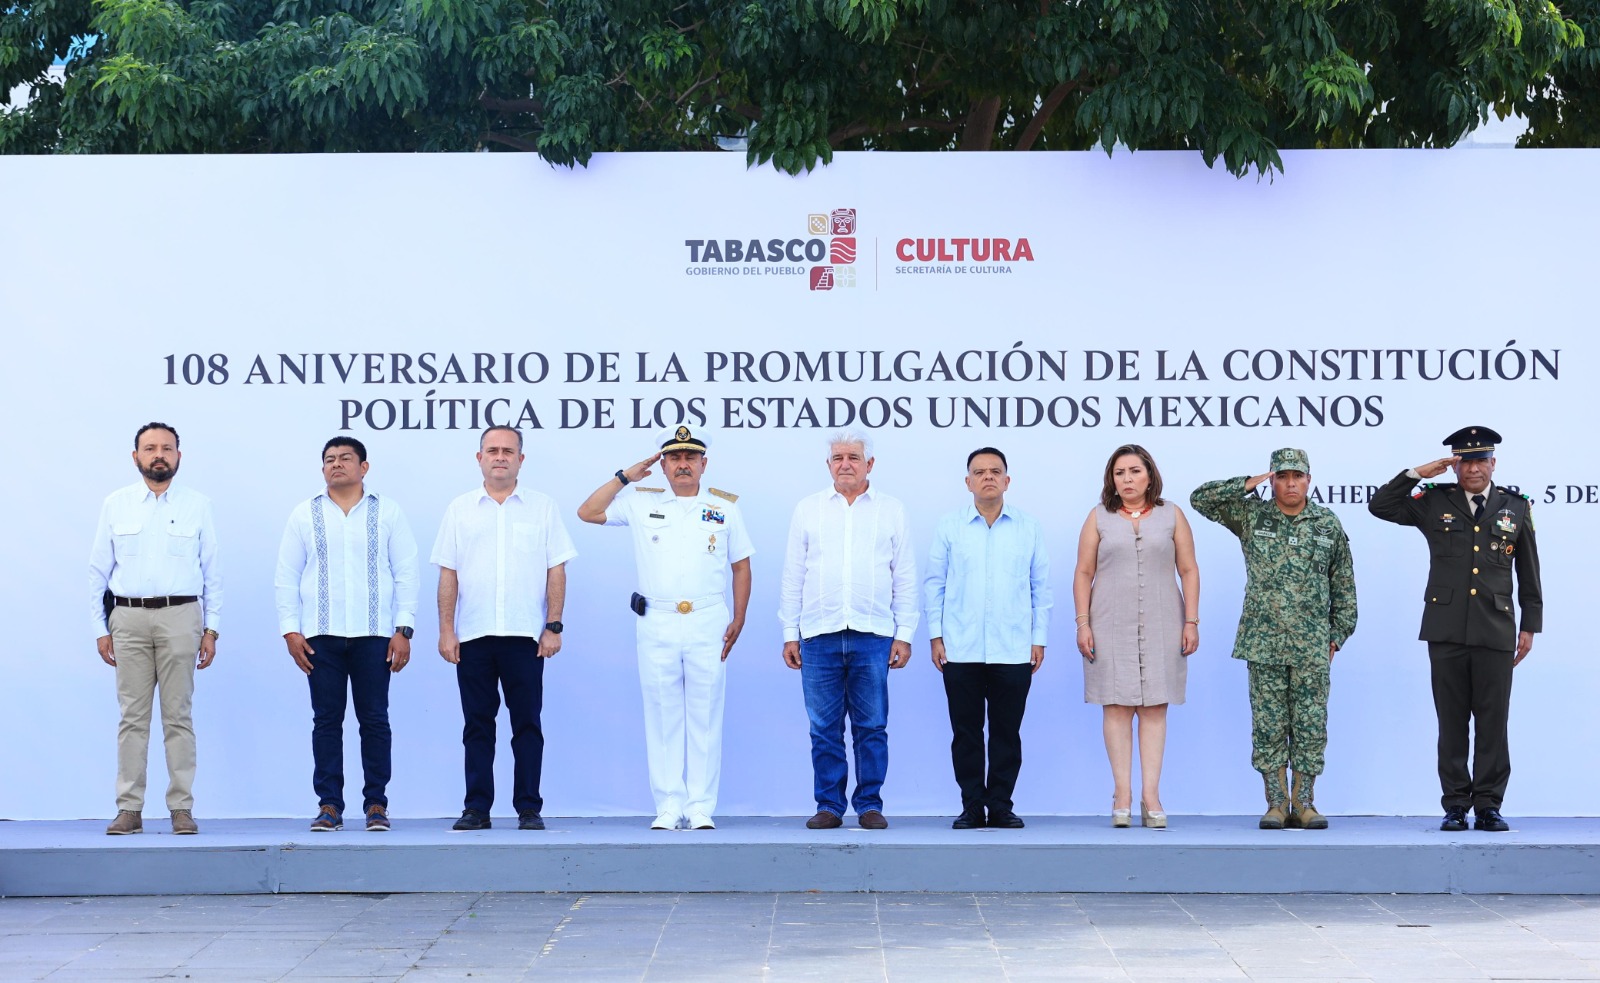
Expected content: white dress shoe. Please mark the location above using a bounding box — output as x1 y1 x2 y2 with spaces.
687 814 715 830
651 813 681 830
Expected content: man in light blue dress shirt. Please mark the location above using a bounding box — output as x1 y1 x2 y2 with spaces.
924 447 1052 829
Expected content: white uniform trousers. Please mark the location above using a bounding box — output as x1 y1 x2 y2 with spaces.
636 598 727 820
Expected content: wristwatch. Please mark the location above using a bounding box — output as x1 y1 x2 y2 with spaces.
614 469 630 486
545 621 564 634
395 626 414 639
203 628 220 639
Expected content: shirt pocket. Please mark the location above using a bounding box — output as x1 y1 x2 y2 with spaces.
512 522 541 555
1431 518 1464 557
165 523 199 558
642 515 673 552
113 522 142 556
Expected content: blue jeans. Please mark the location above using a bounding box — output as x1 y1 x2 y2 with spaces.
801 629 891 816
457 635 544 816
306 634 392 815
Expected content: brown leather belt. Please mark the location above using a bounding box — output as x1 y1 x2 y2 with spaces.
113 595 199 609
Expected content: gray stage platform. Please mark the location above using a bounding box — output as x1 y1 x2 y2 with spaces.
3 815 1597 897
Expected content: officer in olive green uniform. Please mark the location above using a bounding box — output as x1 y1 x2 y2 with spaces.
1368 426 1542 834
1191 448 1357 830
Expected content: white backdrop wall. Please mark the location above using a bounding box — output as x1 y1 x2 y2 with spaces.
0 150 1591 821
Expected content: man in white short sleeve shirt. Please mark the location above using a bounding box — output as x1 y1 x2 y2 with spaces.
89 421 222 836
432 426 576 831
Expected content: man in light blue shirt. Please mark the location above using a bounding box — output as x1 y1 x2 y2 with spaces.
924 447 1051 830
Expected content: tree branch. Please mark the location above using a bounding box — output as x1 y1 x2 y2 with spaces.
828 116 961 146
483 131 541 152
959 95 1003 150
1015 81 1079 150
479 95 544 115
675 73 719 105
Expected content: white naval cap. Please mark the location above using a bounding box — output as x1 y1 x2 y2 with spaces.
656 422 711 454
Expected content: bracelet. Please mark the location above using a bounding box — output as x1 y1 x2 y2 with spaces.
1185 618 1199 625
614 469 631 486
1076 624 1090 632
1074 614 1090 624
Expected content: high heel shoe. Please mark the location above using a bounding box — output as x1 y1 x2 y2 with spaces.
1140 805 1167 829
1112 796 1132 828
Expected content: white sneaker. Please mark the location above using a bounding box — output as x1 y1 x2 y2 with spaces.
650 813 680 830
687 814 715 830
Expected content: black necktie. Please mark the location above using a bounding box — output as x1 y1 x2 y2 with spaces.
1472 494 1485 520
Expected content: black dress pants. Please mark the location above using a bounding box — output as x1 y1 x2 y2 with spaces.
1427 641 1514 812
458 635 545 816
943 662 1033 814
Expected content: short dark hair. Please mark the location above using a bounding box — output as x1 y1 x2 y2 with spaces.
134 422 179 449
967 446 1008 471
480 425 523 452
323 437 368 463
1099 444 1165 512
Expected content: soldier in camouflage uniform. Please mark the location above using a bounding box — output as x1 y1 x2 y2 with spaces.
1191 448 1357 830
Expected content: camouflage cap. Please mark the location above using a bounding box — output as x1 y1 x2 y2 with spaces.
1269 448 1311 474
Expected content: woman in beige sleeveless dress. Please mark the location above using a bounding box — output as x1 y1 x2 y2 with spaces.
1073 445 1200 828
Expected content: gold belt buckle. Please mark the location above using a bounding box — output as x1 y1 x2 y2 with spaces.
676 600 694 614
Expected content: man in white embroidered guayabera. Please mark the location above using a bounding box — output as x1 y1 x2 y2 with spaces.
780 430 918 832
89 422 223 836
276 437 419 834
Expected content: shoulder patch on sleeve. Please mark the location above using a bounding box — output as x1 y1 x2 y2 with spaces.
709 487 739 503
634 486 665 494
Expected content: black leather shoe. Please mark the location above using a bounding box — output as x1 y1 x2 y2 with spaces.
452 809 491 831
951 808 985 830
1474 807 1510 832
518 812 545 830
1440 808 1468 832
987 811 1026 829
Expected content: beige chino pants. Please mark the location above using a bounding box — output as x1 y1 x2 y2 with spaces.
111 603 202 812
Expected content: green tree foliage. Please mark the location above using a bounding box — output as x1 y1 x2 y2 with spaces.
1 0 1589 175
1519 0 1600 146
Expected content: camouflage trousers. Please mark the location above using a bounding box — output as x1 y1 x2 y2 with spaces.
1246 662 1330 776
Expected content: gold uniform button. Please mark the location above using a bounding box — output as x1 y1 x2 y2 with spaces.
1470 588 1478 596
1473 567 1479 575
1473 545 1480 552
1474 526 1481 533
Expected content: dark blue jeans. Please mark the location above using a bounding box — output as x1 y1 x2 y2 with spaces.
800 629 891 816
457 635 544 816
306 634 392 815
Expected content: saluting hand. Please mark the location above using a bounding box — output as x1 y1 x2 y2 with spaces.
623 454 661 484
1415 456 1458 479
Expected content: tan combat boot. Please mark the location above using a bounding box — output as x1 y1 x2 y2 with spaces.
1259 767 1289 830
1287 772 1328 829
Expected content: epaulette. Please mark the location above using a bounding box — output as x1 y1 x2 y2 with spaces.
709 487 738 503
1419 482 1458 492
634 486 665 494
1499 485 1531 502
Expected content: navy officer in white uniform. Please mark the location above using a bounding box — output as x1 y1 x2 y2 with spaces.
578 424 753 830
